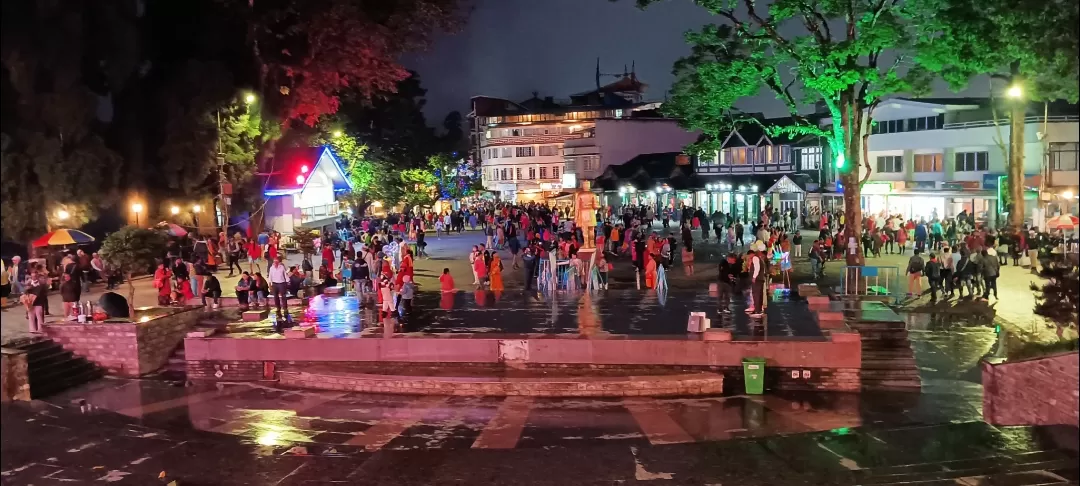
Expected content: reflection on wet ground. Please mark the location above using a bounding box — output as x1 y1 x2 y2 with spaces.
46 378 879 451
216 290 824 340
901 311 1003 394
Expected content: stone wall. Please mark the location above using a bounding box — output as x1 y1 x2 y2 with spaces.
1 348 30 402
982 352 1079 427
45 307 202 377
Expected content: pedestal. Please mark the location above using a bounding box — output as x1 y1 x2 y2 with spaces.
577 248 597 290
242 309 269 321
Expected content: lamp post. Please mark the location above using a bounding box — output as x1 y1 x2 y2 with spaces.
131 203 143 226
215 92 256 235
192 204 202 231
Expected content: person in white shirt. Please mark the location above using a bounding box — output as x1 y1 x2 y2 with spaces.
267 257 289 318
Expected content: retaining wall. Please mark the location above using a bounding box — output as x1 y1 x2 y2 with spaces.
982 352 1079 427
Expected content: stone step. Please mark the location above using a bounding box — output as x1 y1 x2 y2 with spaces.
861 349 916 358
861 379 922 391
861 369 921 380
859 456 1078 485
27 347 76 369
29 359 103 399
850 322 908 331
278 370 726 397
862 358 918 369
857 330 911 341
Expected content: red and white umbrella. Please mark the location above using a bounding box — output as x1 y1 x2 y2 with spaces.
1046 214 1078 230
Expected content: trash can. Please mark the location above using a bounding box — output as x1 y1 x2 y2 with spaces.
742 357 767 395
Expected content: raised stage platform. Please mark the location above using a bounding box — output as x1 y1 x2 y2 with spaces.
184 290 862 394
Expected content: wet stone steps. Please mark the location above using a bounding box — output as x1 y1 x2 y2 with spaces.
842 302 922 391
11 338 103 399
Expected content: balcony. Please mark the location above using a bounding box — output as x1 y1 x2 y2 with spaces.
944 115 1079 130
300 202 342 225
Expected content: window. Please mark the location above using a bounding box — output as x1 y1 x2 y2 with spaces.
516 167 523 180
490 169 496 181
539 167 548 179
500 147 513 157
515 146 535 157
913 153 943 172
799 147 822 170
1050 142 1079 171
511 129 521 136
954 151 989 172
583 156 600 171
538 145 558 156
725 148 749 165
500 168 509 180
876 155 903 173
528 167 536 179
553 166 560 179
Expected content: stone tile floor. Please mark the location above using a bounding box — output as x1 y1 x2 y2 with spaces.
3 391 1076 485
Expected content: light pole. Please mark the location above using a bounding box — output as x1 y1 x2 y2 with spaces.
131 203 143 227
192 204 202 232
216 92 256 235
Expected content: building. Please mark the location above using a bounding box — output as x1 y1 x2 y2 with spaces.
855 98 1080 225
262 146 352 235
469 71 659 203
562 118 699 190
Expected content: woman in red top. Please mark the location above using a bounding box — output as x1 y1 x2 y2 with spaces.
248 240 262 273
396 248 414 287
321 242 335 274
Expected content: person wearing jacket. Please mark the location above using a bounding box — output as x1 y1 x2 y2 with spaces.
980 248 1001 301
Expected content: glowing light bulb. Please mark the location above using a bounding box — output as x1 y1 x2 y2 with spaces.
296 175 305 185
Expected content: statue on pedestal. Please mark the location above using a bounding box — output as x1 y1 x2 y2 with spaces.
575 181 599 249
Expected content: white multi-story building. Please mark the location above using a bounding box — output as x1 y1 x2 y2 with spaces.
562 118 698 189
857 98 1079 224
469 74 655 202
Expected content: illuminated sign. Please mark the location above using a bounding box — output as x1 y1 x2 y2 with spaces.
862 182 892 195
561 173 578 189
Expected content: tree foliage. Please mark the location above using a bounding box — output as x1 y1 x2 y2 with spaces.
640 0 933 265
400 167 440 210
1031 262 1080 338
0 0 123 243
99 226 167 314
912 0 1080 103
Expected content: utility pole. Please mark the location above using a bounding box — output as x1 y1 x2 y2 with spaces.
1007 79 1026 228
217 110 229 235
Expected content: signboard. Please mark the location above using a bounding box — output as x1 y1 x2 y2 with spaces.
982 173 1040 190
941 181 981 191
561 173 577 189
908 181 937 190
862 182 892 195
539 182 562 191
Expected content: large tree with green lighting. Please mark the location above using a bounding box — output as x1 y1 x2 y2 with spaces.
912 0 1080 228
639 0 931 265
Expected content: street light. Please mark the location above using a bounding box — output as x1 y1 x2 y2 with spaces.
131 203 143 226
244 93 257 104
192 204 202 213
170 206 180 215
332 130 343 139
1063 190 1075 200
57 209 70 221
1006 84 1023 99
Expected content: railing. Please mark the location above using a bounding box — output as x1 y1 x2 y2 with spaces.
300 203 341 224
840 265 901 302
944 115 1079 130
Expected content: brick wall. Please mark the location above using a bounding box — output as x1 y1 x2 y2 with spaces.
982 352 1079 427
45 307 202 377
1 348 30 402
187 360 267 381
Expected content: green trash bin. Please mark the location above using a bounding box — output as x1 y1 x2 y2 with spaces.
742 357 767 395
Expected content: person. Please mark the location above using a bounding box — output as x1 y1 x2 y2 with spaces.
154 262 172 306
235 272 253 310
60 273 81 319
248 238 263 274
288 266 305 298
644 250 658 289
469 245 480 285
398 274 415 319
253 272 270 308
792 231 803 257
522 247 537 291
416 228 427 258
352 257 369 297
567 252 582 290
267 257 288 317
226 237 243 276
472 249 489 288
23 271 49 333
596 254 609 290
488 253 504 291
379 274 395 319
682 241 695 276
906 249 925 297
981 248 1000 301
439 268 455 293
717 253 738 314
924 253 943 302
747 243 766 318
202 274 222 308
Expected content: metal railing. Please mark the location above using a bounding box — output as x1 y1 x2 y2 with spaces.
300 202 341 223
944 115 1079 130
840 265 902 301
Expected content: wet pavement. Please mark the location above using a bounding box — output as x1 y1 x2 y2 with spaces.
213 290 824 340
3 391 1076 485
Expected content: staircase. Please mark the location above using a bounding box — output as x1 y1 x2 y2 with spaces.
853 320 922 391
153 315 231 381
12 339 102 398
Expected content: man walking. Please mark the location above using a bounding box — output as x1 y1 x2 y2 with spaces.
924 253 943 302
268 256 289 319
717 253 738 314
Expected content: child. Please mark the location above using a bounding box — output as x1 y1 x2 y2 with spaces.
398 275 415 319
596 254 610 290
439 268 455 293
379 275 395 320
434 219 445 239
682 241 695 276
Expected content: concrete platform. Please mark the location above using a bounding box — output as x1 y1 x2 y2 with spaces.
242 309 269 322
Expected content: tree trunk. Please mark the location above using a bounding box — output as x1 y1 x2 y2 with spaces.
126 271 136 318
840 99 865 269
1008 101 1026 228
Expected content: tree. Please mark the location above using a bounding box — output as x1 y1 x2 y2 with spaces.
99 227 167 316
912 0 1080 227
1031 262 1080 338
1 0 124 245
639 0 931 267
337 72 439 169
292 228 318 260
400 167 440 210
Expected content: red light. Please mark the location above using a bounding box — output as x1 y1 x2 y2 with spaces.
296 175 305 185
301 165 309 173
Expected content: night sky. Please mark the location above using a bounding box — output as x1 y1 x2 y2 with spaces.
405 0 987 121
